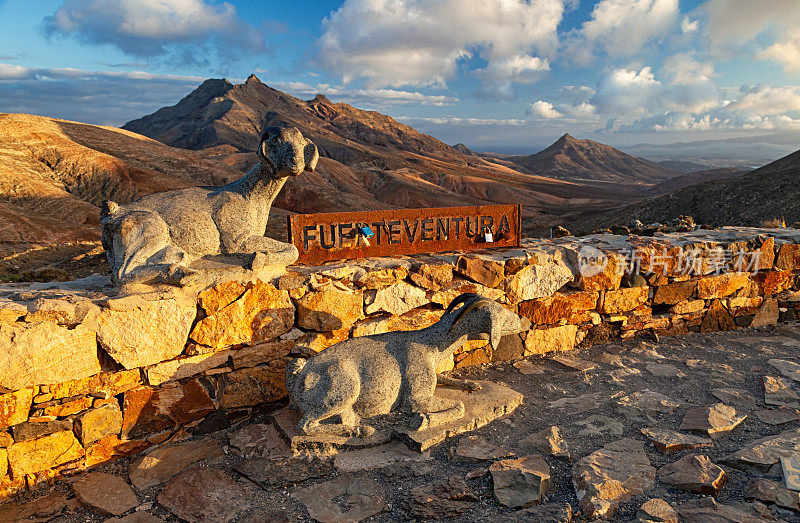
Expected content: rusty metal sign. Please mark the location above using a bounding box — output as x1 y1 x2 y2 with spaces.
288 204 521 264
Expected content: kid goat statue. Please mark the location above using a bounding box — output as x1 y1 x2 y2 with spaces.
286 293 531 437
101 125 318 284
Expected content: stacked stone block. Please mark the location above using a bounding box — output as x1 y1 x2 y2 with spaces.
0 227 798 496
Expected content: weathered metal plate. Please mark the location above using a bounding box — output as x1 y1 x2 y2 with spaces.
288 204 521 264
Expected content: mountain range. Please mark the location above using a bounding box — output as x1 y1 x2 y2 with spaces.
623 132 800 170
122 75 660 227
1 74 796 250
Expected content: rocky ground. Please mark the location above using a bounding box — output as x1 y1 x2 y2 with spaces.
5 323 800 522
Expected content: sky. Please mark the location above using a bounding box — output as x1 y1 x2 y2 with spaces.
1 0 799 152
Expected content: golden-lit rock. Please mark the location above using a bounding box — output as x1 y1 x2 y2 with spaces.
599 287 649 314
0 388 34 429
0 322 99 390
519 291 598 325
696 272 751 300
191 279 294 350
7 430 84 477
95 294 196 369
296 284 362 332
524 325 578 355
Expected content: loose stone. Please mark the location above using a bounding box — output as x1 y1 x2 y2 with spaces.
638 498 678 523
335 442 431 472
550 353 597 372
763 375 800 408
658 454 727 496
572 438 656 520
520 426 570 460
228 423 289 459
292 474 386 523
489 454 551 508
745 478 800 511
710 388 758 410
401 477 478 519
235 456 333 489
71 472 138 517
573 414 624 436
616 390 681 420
640 427 713 454
769 359 800 382
679 403 746 437
128 438 223 490
454 435 513 462
509 502 572 523
755 408 800 425
723 428 800 470
157 468 249 522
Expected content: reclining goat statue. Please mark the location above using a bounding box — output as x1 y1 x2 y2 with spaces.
286 293 531 437
101 125 318 285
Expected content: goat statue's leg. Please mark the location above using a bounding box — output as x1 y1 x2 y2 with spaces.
406 363 466 431
110 212 193 285
237 236 299 267
297 362 375 438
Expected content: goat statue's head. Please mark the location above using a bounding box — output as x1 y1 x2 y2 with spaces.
445 293 532 350
258 125 319 178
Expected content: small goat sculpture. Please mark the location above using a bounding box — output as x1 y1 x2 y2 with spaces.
286 293 531 437
101 125 318 284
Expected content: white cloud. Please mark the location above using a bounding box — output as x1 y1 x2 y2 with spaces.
618 111 800 133
681 16 698 33
558 85 595 104
613 82 800 133
527 101 563 119
702 0 800 72
317 0 566 89
581 0 680 55
0 64 31 79
474 55 551 100
725 84 800 116
563 102 597 118
702 0 800 46
590 66 662 118
661 54 713 85
44 0 265 59
590 64 720 119
759 30 800 74
397 116 527 126
270 81 459 106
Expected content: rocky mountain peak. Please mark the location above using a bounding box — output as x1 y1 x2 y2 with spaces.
509 133 678 184
245 74 262 85
197 78 234 97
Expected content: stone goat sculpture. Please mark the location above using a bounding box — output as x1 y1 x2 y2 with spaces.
286 293 531 437
101 126 318 284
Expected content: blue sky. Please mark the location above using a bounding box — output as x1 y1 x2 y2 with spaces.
1 0 799 152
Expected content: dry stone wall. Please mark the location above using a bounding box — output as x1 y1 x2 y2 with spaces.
0 227 799 497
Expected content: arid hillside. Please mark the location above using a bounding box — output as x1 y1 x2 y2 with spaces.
568 147 800 232
650 167 747 194
507 133 679 184
0 113 245 243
